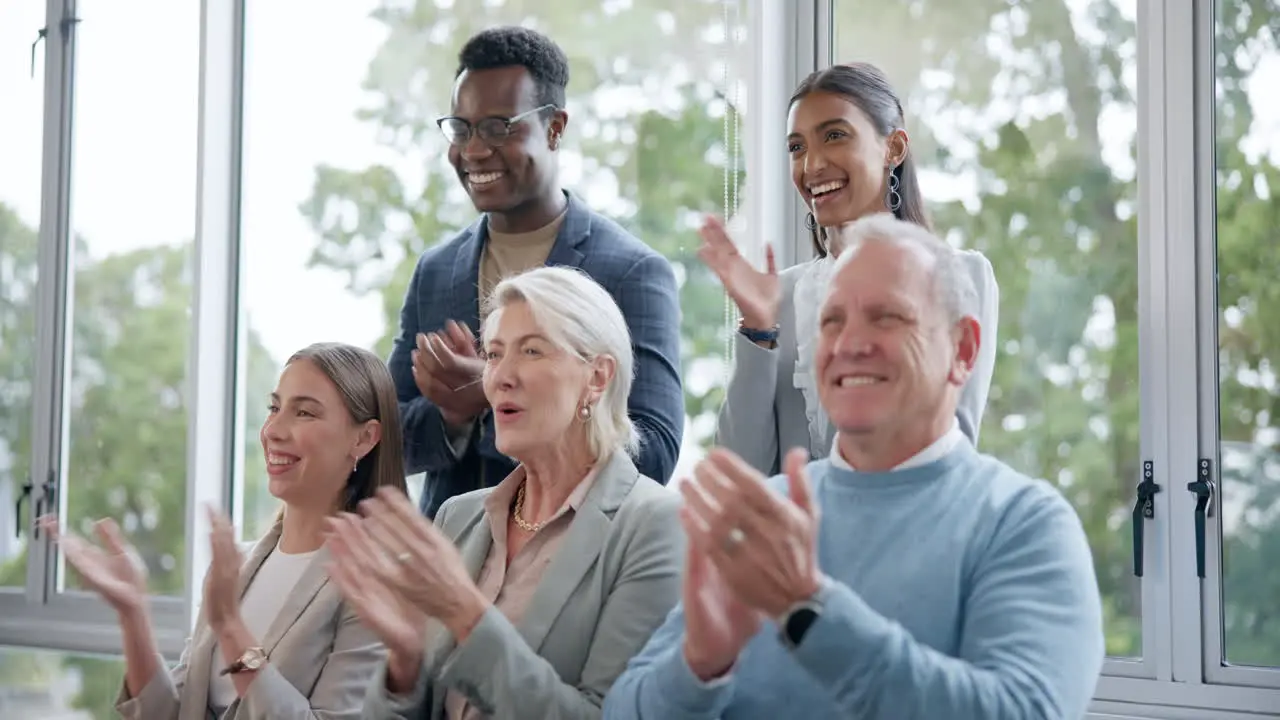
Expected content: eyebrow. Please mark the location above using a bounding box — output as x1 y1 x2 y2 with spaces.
487 332 550 346
269 393 325 406
787 118 853 141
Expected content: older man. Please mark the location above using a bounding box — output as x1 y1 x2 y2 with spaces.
603 214 1104 720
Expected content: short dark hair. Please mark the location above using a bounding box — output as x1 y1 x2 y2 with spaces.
791 62 931 257
457 26 570 110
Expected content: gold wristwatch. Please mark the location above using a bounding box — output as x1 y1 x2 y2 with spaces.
219 646 267 676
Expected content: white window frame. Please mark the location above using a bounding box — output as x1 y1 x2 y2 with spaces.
0 0 242 661
1189 0 1280 694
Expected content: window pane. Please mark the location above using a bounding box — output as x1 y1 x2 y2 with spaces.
61 1 200 597
237 0 749 537
834 1 1142 658
0 645 125 719
0 2 46 587
1214 0 1280 670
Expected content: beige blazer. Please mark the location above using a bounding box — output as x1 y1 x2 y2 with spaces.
115 522 387 720
362 450 684 720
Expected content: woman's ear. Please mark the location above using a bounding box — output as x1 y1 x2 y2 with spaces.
885 128 909 168
586 355 617 404
352 419 382 463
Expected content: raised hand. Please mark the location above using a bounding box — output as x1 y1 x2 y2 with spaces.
39 515 148 615
325 512 426 660
677 504 763 681
202 506 245 633
411 319 488 428
683 447 822 617
697 214 780 330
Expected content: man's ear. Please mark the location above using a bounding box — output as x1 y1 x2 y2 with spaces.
948 316 980 386
547 109 569 149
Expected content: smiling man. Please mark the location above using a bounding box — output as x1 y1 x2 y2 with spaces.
388 26 684 518
603 214 1105 720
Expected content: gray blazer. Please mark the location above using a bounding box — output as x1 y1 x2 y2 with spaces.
718 252 1000 475
115 523 387 720
361 450 684 720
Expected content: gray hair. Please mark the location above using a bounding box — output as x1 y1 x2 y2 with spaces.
833 213 980 324
481 266 639 460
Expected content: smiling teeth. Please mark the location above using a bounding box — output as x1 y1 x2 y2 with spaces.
267 454 297 466
469 172 503 185
839 376 879 387
810 180 847 195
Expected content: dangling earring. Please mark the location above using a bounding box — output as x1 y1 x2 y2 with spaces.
804 211 817 231
351 457 359 474
885 166 902 213
577 403 593 422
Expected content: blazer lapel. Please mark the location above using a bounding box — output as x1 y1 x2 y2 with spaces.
514 451 639 653
543 191 590 270
257 547 332 658
428 515 495 664
449 221 485 331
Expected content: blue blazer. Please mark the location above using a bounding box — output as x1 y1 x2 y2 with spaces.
389 191 685 517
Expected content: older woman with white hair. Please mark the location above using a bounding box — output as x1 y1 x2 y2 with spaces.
326 266 684 720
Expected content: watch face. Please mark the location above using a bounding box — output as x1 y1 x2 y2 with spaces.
785 607 820 646
242 648 267 669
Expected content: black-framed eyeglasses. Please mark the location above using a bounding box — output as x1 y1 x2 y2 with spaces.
436 104 556 147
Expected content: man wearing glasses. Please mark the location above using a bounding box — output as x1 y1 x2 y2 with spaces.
389 25 685 518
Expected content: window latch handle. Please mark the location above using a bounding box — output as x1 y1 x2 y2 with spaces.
14 478 34 539
1131 460 1159 577
1186 458 1215 579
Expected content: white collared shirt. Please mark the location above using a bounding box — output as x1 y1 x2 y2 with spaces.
829 418 965 472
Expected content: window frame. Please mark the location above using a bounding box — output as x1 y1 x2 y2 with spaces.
1189 0 1280 692
0 0 241 661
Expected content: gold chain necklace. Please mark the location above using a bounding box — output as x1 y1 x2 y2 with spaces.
512 482 545 533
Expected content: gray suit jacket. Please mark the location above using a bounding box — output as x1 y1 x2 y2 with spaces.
718 252 1000 475
361 450 684 720
115 523 387 720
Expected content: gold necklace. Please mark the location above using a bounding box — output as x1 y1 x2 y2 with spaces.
512 482 545 533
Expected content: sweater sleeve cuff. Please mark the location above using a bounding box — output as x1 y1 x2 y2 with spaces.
791 580 891 685
649 644 737 716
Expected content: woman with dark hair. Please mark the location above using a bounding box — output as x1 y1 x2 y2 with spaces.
40 342 407 720
704 61 1000 474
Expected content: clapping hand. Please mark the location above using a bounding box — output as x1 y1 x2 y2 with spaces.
39 515 148 615
355 488 488 639
411 320 488 428
697 215 780 330
201 506 246 633
326 511 427 661
680 447 822 618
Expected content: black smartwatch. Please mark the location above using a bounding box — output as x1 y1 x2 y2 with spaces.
778 597 823 651
738 318 780 345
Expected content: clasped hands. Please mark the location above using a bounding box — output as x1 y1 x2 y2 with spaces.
325 487 488 690
411 320 488 430
678 447 823 681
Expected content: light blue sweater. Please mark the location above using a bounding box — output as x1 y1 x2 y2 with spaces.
602 441 1105 719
